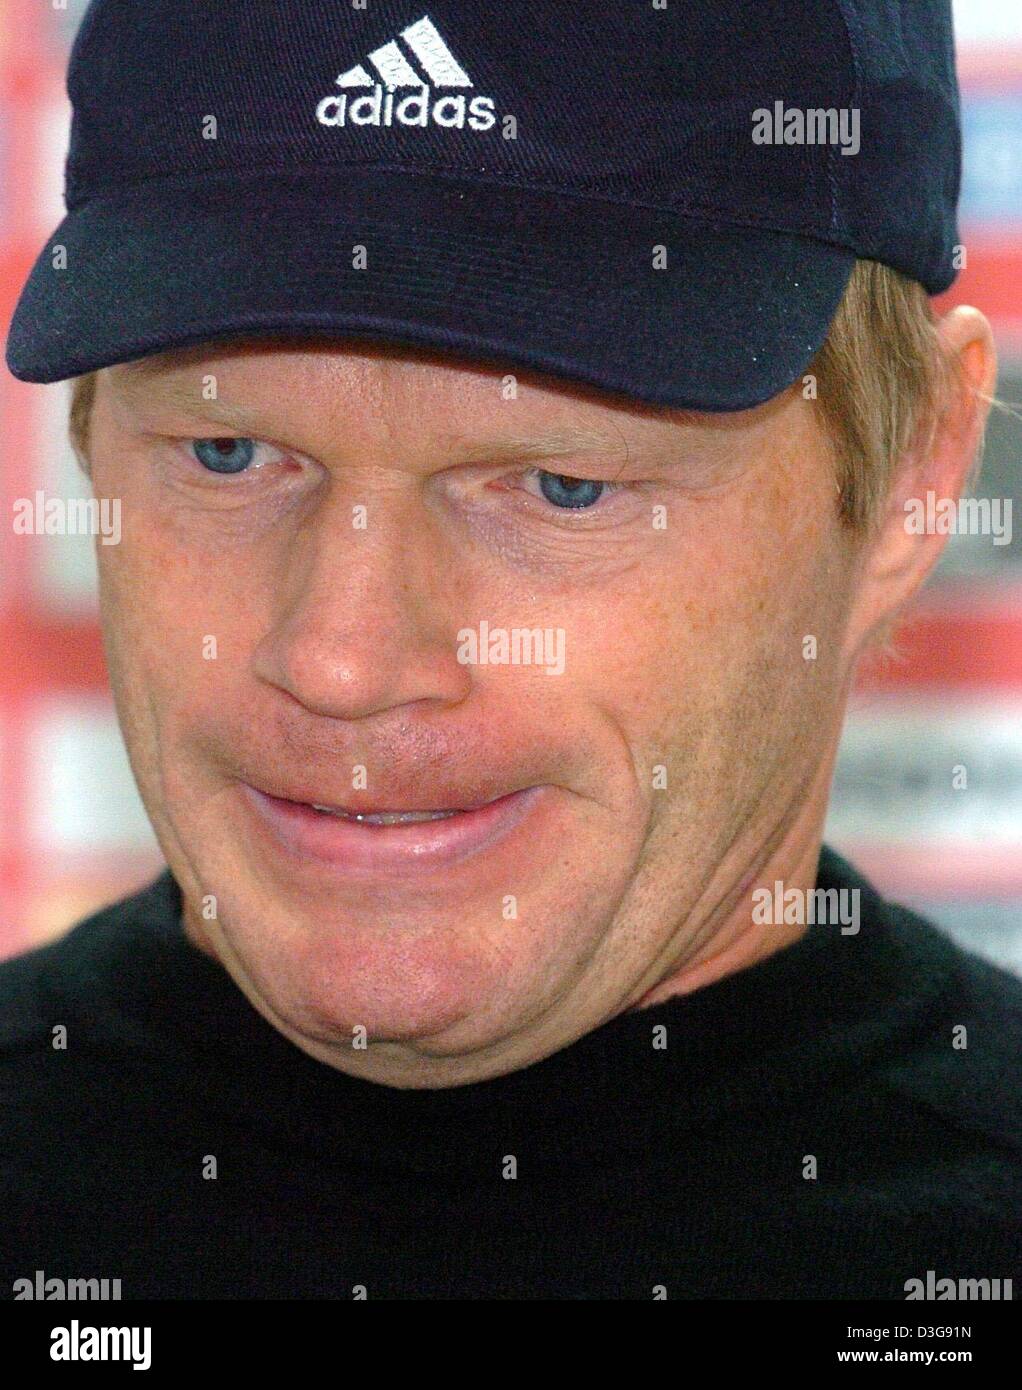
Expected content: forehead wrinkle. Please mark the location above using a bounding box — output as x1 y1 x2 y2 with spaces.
105 348 723 469
110 363 646 462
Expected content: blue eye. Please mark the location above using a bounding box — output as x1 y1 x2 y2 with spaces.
192 438 256 474
537 471 606 509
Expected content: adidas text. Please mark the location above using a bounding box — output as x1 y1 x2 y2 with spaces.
316 85 497 132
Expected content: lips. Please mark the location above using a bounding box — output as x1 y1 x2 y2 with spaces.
259 784 514 817
241 783 547 875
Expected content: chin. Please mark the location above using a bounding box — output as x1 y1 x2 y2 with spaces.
222 904 518 1049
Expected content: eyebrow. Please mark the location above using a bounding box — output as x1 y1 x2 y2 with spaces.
114 374 265 434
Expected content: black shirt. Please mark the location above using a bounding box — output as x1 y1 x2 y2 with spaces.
1 844 1020 1299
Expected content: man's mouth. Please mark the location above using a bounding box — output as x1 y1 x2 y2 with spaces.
240 783 549 876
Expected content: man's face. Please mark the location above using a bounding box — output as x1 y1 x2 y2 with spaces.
90 339 864 1085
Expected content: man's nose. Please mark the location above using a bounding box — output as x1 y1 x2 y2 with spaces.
252 490 473 722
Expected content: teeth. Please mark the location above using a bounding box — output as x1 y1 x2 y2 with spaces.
309 805 460 825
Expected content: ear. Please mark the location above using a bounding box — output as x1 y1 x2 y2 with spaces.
843 305 998 658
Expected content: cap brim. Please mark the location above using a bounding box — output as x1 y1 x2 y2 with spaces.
5 165 855 410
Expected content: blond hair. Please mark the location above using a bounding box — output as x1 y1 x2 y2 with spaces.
67 259 976 535
812 259 972 536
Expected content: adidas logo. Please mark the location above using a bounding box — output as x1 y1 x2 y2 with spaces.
316 13 498 132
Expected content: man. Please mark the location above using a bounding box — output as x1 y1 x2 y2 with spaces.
1 0 1019 1301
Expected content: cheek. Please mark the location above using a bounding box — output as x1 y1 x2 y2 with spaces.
559 481 824 724
683 466 855 795
99 528 193 698
596 447 850 794
682 434 845 648
99 479 270 653
95 506 265 778
529 511 788 794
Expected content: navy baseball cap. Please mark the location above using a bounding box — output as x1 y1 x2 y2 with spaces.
5 0 961 411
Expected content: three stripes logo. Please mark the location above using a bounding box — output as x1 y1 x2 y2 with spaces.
316 14 499 132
